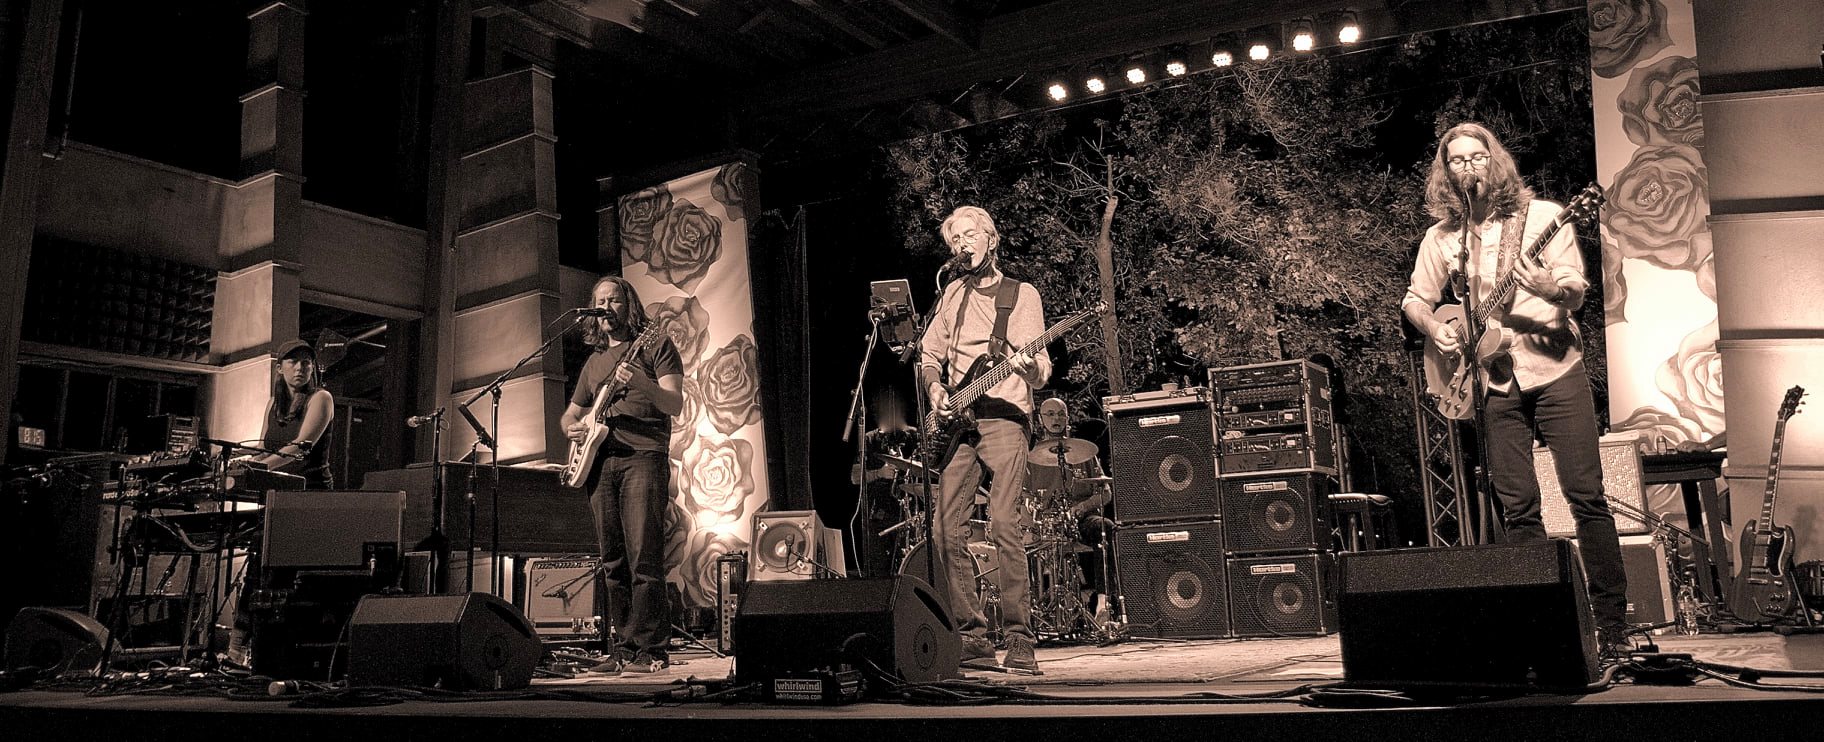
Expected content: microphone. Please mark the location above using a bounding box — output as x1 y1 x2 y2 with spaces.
406 408 443 428
1460 173 1483 200
943 252 973 274
575 307 613 317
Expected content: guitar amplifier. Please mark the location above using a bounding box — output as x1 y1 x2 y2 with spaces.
1534 433 1650 537
1104 387 1220 524
522 556 601 638
1211 361 1336 477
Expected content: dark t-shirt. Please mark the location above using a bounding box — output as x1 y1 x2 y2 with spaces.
570 335 684 453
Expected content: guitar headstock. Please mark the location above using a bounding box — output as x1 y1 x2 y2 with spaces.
1780 385 1807 421
1566 183 1605 223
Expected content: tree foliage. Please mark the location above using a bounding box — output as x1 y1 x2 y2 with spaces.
879 13 1596 523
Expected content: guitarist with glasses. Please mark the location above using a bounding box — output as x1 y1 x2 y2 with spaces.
1402 123 1630 656
921 205 1050 673
560 275 684 674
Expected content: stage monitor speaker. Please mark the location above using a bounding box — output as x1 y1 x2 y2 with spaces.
1338 540 1600 691
347 592 542 690
1620 535 1674 628
1228 552 1338 637
1221 473 1337 555
1105 388 1219 524
1535 433 1651 537
751 510 845 580
733 575 958 687
1115 519 1230 638
3 607 111 677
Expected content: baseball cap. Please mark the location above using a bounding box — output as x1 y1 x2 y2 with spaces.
274 339 315 361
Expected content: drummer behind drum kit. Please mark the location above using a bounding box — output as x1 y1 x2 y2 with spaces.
871 439 1120 645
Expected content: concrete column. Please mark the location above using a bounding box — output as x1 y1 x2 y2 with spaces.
0 0 65 463
447 65 567 464
1694 1 1824 560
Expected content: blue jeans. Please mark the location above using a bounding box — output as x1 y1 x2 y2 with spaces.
1483 366 1629 630
936 417 1032 643
588 450 671 658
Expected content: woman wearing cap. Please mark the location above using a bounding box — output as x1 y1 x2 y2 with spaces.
250 339 335 488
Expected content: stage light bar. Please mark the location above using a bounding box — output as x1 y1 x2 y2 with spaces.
1086 76 1106 94
1126 66 1147 84
1165 60 1187 77
1047 83 1068 101
1212 49 1234 67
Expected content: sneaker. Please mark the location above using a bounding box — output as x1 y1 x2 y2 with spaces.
1002 635 1039 673
622 652 670 673
588 651 630 674
960 635 996 662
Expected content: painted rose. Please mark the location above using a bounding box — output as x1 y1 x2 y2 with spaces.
1601 235 1628 325
683 434 755 515
660 496 690 573
1588 0 1670 78
1613 406 1703 449
646 295 711 371
648 199 723 291
1618 56 1703 148
618 186 672 264
711 161 760 223
670 376 704 456
1604 145 1711 271
1655 320 1725 435
679 527 746 608
1695 250 1715 303
701 334 762 434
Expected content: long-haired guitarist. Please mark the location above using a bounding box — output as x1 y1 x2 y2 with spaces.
920 205 1050 673
559 275 683 674
1401 122 1630 656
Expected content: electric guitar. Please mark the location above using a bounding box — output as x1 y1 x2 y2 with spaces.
1423 184 1605 420
560 323 666 489
1728 385 1807 623
915 302 1107 468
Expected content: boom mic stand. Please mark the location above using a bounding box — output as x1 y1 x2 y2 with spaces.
456 308 596 597
908 264 951 600
1454 179 1500 545
408 408 450 593
841 303 897 576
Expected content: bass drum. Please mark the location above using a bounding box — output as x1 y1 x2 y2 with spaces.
899 540 1003 638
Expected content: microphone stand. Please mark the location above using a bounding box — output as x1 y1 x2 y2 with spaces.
456 308 592 598
910 265 951 597
409 408 450 594
1458 183 1504 545
193 437 300 669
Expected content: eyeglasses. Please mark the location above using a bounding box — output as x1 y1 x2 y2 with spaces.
1448 153 1490 169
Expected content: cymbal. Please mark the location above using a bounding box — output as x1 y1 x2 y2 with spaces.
877 451 929 475
1027 437 1098 467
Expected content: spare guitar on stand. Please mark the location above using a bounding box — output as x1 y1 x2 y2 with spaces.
1726 385 1813 629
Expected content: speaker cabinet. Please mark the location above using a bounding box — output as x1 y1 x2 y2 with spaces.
1534 433 1651 537
347 592 543 690
751 510 846 580
1228 553 1338 637
1620 535 1674 628
1338 540 1600 690
1221 473 1337 555
263 490 405 570
3 607 111 676
1105 388 1219 524
1115 519 1230 638
732 576 958 687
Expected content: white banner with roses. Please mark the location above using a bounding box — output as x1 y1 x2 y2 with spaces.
1592 0 1720 442
1590 0 1719 514
617 162 767 610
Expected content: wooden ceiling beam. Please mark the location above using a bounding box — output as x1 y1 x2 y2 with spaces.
882 0 981 50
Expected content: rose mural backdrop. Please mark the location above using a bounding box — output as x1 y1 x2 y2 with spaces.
1591 0 1722 467
616 162 770 610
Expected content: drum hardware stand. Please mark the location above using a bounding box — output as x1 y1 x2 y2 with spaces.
844 292 907 577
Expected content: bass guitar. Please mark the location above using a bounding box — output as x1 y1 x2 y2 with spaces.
1423 184 1605 419
1728 385 1807 623
915 302 1107 468
560 323 666 489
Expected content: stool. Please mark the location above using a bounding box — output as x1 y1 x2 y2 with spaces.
1330 493 1396 552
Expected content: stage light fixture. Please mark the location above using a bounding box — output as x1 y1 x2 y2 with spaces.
1126 66 1147 84
1166 60 1187 77
1047 83 1068 101
1338 11 1362 44
1086 76 1106 94
1212 49 1234 67
1291 19 1315 52
1249 42 1270 61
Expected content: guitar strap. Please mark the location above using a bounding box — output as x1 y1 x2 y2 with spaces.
991 278 1020 354
1490 203 1531 313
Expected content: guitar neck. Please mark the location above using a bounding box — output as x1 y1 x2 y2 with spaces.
1759 418 1790 539
1472 210 1575 325
950 309 1097 409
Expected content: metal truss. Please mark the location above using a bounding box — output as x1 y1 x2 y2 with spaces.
1408 350 1475 547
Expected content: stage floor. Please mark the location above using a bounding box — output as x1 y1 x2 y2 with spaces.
8 631 1824 741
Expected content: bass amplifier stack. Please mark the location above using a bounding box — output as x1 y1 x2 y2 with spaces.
1106 360 1342 640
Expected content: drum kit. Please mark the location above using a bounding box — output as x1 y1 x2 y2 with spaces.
873 438 1122 644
